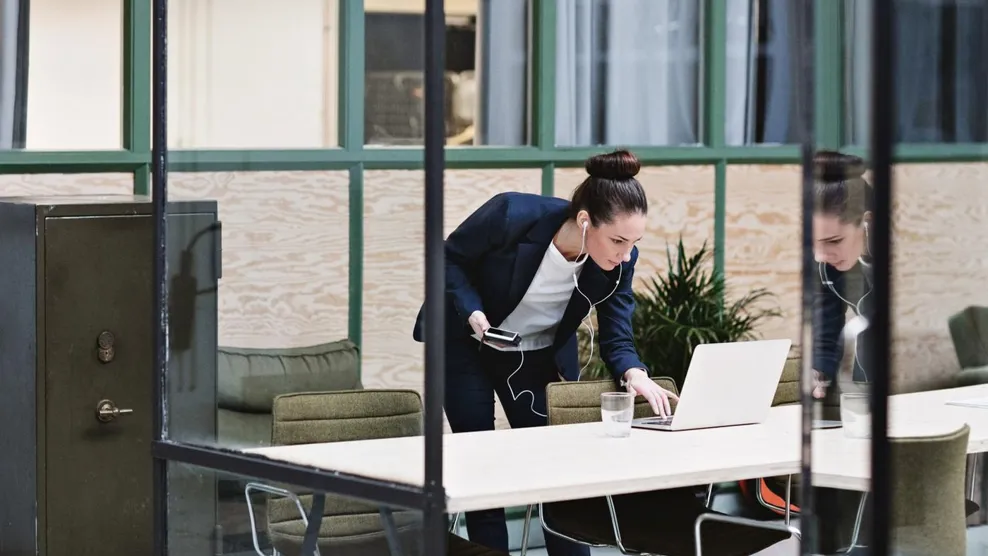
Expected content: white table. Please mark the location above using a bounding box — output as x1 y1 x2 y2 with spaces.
245 384 988 556
248 404 805 513
247 385 988 512
812 384 988 492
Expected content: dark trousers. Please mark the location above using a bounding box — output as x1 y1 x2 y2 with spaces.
444 338 590 556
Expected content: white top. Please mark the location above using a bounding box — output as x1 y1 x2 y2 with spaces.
494 242 585 351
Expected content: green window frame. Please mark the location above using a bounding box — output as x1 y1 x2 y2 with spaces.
4 0 987 355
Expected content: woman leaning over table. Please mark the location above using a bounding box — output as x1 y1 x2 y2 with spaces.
810 150 875 403
412 149 677 556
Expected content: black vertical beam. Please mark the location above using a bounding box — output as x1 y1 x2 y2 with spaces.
10 0 29 148
151 0 169 552
795 0 817 554
870 0 895 554
422 0 448 555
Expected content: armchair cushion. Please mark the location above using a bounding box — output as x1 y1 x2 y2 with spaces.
948 306 988 369
772 357 801 406
272 389 422 445
955 366 988 387
218 339 362 413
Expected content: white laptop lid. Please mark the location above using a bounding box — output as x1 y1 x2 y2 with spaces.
670 338 792 430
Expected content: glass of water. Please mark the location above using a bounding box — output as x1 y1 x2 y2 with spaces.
841 392 871 438
601 392 635 437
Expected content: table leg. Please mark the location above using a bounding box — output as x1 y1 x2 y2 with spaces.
837 493 869 553
970 453 980 501
379 507 405 556
520 504 534 556
299 493 326 556
982 452 988 524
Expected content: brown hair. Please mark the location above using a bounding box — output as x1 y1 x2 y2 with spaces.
813 150 873 225
569 149 648 226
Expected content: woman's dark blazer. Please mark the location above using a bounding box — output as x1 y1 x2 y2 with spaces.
412 192 647 381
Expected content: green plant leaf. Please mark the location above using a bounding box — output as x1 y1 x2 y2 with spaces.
577 236 784 389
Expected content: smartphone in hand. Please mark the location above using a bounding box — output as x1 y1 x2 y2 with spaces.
482 327 522 349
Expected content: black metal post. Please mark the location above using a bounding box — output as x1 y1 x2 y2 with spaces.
9 0 30 148
151 441 427 510
795 1 816 553
422 0 448 555
870 0 895 554
151 0 169 552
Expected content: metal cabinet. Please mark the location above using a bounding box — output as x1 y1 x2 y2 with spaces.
0 196 220 556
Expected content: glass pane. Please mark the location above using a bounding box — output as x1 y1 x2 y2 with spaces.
844 0 988 144
808 150 877 554
554 0 701 147
890 158 988 547
167 462 424 556
168 0 340 148
19 0 122 149
364 0 531 146
725 0 804 145
163 170 351 449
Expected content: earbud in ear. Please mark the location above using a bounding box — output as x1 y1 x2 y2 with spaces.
581 220 589 231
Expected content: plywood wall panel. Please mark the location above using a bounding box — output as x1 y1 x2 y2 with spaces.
362 169 542 429
724 165 802 347
553 166 716 280
891 163 988 389
171 171 351 349
0 172 132 195
25 163 988 420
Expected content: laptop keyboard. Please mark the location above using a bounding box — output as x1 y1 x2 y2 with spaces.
638 416 674 426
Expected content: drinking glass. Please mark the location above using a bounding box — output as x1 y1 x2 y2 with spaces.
841 392 871 438
601 392 635 437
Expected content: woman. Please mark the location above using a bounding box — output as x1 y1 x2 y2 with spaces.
412 149 677 556
811 150 874 400
810 150 877 552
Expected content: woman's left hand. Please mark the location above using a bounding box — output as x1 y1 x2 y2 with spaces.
623 368 678 417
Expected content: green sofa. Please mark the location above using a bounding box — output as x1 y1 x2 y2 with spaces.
217 339 363 448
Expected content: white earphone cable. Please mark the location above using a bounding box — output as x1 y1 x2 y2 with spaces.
505 220 622 418
819 261 872 382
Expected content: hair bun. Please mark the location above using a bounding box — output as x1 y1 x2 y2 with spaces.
585 149 641 181
813 150 867 182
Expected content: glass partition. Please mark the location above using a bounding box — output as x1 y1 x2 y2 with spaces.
153 0 448 554
167 0 341 149
166 462 424 556
13 0 124 149
147 0 988 555
365 0 532 147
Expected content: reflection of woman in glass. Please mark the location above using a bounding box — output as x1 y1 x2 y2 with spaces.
811 150 874 400
810 150 877 552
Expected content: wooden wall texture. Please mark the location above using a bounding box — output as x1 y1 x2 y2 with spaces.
5 163 985 428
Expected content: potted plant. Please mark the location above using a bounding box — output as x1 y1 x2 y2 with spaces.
579 237 783 390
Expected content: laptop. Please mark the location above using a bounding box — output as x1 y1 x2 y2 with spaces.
632 338 792 432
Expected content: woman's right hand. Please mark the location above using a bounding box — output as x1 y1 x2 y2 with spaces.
468 310 491 337
813 370 830 399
